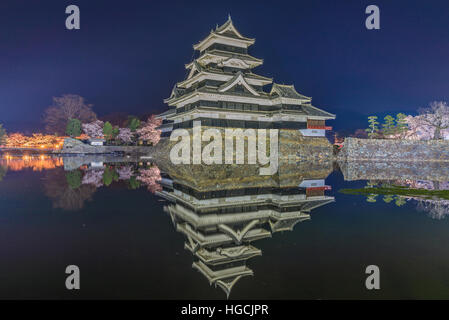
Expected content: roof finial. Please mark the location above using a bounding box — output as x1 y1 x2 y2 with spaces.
228 13 232 21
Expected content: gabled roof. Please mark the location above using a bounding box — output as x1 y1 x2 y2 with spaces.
215 15 247 39
186 60 205 79
189 245 261 265
270 83 311 100
192 260 253 298
218 71 260 96
164 85 186 103
270 83 335 118
193 17 255 51
301 104 336 119
156 108 175 119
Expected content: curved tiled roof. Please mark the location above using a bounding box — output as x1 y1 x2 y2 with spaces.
270 83 311 100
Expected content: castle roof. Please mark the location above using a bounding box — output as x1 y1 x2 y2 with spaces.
193 16 255 51
270 83 311 100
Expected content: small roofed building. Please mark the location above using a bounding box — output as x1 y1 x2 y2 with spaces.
160 16 335 137
88 138 105 146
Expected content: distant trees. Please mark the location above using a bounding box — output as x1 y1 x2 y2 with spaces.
82 120 104 138
136 115 162 145
405 101 449 140
127 116 141 132
80 115 161 145
103 121 114 141
382 115 395 136
42 94 162 145
352 129 368 139
44 94 96 135
4 133 64 149
365 116 379 138
363 102 449 141
117 128 133 144
5 133 28 146
365 113 409 139
395 113 408 138
66 118 82 137
0 124 6 145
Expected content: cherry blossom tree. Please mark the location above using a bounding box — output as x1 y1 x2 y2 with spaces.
405 115 435 140
82 120 104 138
117 128 133 144
136 115 162 145
5 133 63 148
405 101 449 140
5 133 28 146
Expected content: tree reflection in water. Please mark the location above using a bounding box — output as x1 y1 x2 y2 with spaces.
0 164 7 182
416 199 449 220
136 167 162 193
341 179 449 219
0 155 63 172
43 169 97 211
41 162 162 211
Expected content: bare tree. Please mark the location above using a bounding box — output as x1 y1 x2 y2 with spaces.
43 169 97 211
413 101 449 140
44 94 97 134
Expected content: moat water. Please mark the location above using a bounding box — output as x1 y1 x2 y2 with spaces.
0 154 448 299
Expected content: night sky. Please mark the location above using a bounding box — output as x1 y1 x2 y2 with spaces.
1 0 448 132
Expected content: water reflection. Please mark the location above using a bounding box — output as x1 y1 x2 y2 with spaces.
0 155 162 210
56 161 161 210
1 154 449 298
338 160 449 219
0 154 63 171
43 169 97 211
154 161 334 297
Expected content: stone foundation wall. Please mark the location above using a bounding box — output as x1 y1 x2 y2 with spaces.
338 137 449 161
57 138 153 155
153 128 333 163
279 130 333 161
338 160 449 182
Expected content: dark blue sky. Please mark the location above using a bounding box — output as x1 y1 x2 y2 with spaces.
1 0 448 132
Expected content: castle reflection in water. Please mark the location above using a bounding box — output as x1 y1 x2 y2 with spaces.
155 161 335 297
2 154 448 297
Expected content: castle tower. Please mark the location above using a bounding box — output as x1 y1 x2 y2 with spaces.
159 16 335 138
